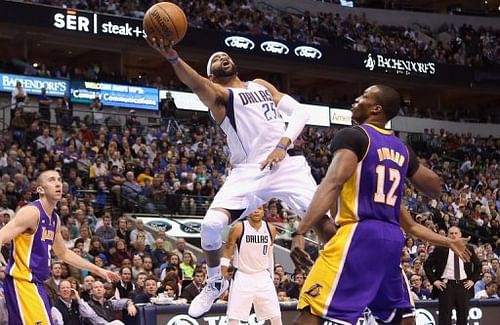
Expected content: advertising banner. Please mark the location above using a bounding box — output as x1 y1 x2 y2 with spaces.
0 1 475 84
0 73 69 97
138 301 500 325
70 80 158 110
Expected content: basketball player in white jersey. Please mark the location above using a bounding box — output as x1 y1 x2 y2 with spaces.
147 38 323 317
222 206 281 325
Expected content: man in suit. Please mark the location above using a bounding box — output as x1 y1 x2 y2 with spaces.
424 226 481 325
180 268 205 303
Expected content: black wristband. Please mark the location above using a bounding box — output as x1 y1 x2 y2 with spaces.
291 231 305 238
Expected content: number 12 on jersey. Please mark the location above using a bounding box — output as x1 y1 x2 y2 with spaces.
374 165 401 206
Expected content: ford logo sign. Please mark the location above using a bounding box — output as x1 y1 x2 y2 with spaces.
180 222 201 234
294 46 322 59
146 220 172 232
224 36 255 50
260 41 289 55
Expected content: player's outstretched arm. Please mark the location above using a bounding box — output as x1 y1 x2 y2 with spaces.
52 218 120 282
221 222 242 278
0 206 39 264
294 149 357 240
147 37 229 122
399 206 470 261
409 164 442 199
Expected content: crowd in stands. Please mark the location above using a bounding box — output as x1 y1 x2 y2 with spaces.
24 0 500 67
0 66 499 324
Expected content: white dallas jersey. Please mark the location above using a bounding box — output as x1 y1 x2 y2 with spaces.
218 81 286 165
233 220 274 274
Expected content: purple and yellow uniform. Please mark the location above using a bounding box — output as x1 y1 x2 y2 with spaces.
4 200 58 325
298 124 419 324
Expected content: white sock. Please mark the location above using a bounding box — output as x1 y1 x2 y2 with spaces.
207 265 221 278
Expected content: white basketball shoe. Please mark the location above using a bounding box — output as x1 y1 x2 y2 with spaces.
188 274 229 318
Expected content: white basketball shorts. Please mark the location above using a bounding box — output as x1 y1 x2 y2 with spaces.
226 270 281 321
210 155 317 218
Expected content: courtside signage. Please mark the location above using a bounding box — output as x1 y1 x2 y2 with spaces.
71 81 158 110
0 73 69 97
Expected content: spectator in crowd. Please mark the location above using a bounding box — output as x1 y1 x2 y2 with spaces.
180 267 205 303
179 252 196 286
172 238 197 264
38 87 52 123
116 217 132 247
10 81 28 116
80 275 95 301
286 271 305 300
110 239 133 268
266 203 284 223
474 271 493 295
85 280 137 324
130 219 155 247
474 281 499 299
410 274 432 300
35 127 55 152
277 289 290 302
131 254 145 279
115 267 135 299
94 212 117 250
151 237 170 271
51 279 97 325
142 256 155 277
132 276 158 303
45 262 64 305
129 271 148 299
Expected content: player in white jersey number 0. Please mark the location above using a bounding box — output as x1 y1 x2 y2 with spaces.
147 38 333 318
222 206 281 325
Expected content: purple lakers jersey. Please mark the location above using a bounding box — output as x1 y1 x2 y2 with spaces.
335 124 409 226
6 200 58 283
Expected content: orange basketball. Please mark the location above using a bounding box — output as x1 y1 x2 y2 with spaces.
143 2 188 45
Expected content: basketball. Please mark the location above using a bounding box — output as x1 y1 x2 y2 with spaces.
143 2 188 45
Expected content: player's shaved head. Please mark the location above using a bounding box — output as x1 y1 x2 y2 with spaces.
371 85 401 121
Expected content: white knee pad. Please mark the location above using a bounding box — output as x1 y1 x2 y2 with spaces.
201 209 229 251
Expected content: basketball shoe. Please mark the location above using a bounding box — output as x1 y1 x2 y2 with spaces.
188 274 229 318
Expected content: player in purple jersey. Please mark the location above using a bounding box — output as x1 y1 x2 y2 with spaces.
290 85 470 325
0 170 121 325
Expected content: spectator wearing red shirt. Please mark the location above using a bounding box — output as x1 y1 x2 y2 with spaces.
266 203 283 223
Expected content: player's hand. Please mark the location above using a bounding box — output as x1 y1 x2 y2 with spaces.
260 148 287 170
146 37 178 62
449 237 471 262
464 280 474 290
433 280 446 291
97 268 121 282
290 234 314 271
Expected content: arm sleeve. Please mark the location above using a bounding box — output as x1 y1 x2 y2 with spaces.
330 127 369 162
278 95 310 143
406 145 419 178
112 298 130 311
51 307 64 325
77 300 109 325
